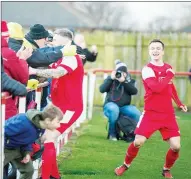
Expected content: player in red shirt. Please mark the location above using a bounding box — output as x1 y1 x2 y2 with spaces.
29 29 84 179
115 39 187 178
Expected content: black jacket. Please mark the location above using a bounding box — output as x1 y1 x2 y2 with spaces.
99 76 138 107
71 41 97 65
8 35 63 68
1 57 27 96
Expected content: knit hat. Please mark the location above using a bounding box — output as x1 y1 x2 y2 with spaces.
115 59 127 73
1 20 9 37
27 24 49 40
7 22 24 40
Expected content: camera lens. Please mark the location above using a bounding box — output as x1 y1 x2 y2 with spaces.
115 71 122 78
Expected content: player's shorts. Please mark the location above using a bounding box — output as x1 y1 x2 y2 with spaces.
134 110 180 140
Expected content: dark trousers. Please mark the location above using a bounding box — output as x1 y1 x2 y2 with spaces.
4 148 34 179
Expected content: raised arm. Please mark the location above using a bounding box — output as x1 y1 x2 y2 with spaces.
142 66 174 93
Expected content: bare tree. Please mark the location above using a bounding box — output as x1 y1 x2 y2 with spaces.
147 16 175 32
69 2 129 29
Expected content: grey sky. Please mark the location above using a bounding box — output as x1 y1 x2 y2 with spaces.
122 2 191 30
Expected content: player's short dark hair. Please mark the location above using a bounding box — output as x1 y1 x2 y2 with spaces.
54 28 73 40
149 39 165 50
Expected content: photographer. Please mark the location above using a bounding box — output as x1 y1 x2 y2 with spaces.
99 60 141 141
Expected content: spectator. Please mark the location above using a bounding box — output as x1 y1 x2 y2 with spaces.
189 68 191 83
99 60 141 141
1 56 27 96
29 28 84 179
7 23 72 68
7 23 77 109
1 20 31 119
74 33 98 65
4 104 63 179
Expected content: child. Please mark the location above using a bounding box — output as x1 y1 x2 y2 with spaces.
4 103 63 179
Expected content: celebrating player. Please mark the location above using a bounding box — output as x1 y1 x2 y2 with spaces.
115 39 187 178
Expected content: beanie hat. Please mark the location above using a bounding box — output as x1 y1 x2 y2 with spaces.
1 20 9 37
7 22 24 40
115 59 127 73
27 24 49 40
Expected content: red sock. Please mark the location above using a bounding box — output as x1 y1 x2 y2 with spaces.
164 148 179 169
125 142 140 166
41 142 60 179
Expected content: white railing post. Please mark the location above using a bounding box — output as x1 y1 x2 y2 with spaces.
103 73 108 103
35 88 42 110
83 74 88 121
1 96 6 179
18 97 26 113
87 72 96 120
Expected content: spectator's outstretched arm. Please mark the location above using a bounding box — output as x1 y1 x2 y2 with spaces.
27 50 63 68
83 48 97 62
142 66 174 93
2 72 27 96
27 45 76 68
99 76 113 93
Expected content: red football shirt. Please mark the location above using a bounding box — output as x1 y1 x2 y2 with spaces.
50 55 84 113
142 62 183 113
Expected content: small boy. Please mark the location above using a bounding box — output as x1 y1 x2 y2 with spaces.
4 103 63 179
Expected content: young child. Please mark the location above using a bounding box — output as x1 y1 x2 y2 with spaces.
4 103 63 179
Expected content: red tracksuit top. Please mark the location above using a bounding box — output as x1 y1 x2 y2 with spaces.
142 62 183 113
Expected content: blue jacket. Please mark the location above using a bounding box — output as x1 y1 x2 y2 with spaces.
4 111 45 153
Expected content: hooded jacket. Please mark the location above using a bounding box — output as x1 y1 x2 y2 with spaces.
1 36 29 119
4 109 45 156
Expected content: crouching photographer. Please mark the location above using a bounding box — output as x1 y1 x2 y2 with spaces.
99 60 141 141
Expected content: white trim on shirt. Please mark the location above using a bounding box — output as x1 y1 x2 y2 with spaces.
60 56 77 71
142 66 156 80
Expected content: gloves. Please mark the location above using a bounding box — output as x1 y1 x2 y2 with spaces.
61 45 77 56
27 79 39 90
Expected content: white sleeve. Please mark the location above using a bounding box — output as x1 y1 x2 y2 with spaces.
60 56 78 71
142 66 156 80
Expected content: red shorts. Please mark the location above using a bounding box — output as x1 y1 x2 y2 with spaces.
134 111 180 140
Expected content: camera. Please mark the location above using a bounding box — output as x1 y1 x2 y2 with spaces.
115 71 122 79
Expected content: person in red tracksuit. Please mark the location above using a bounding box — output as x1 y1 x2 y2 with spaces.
29 28 84 179
115 39 188 179
1 20 32 119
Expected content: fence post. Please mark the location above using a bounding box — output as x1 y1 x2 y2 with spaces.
102 73 108 103
1 95 6 179
87 72 96 120
18 97 26 113
35 88 42 110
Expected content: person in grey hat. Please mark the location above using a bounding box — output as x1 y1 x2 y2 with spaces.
99 60 141 141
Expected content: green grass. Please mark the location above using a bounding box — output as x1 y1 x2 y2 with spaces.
58 109 191 179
